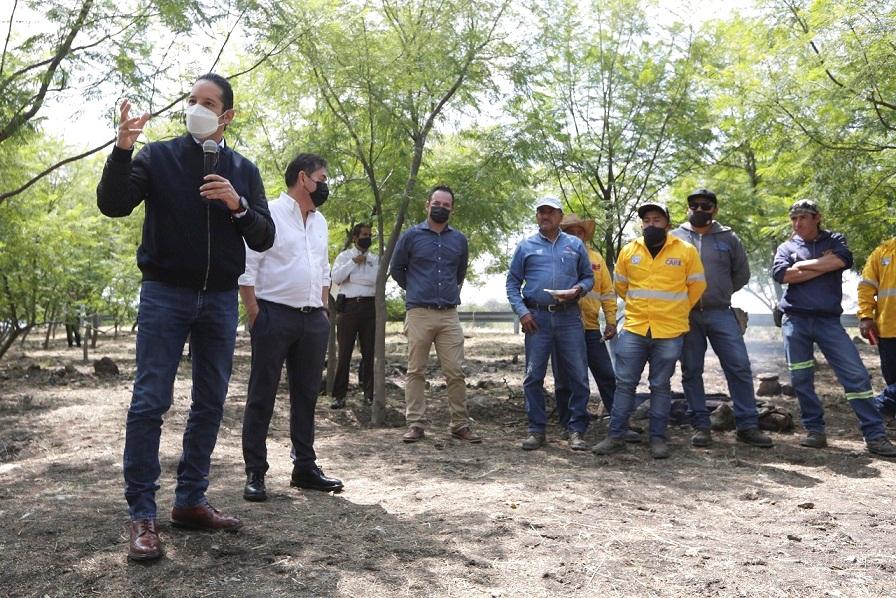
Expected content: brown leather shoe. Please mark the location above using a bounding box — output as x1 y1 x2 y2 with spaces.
170 503 242 531
403 426 425 443
128 519 161 561
452 425 483 443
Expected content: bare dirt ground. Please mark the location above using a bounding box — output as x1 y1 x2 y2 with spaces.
1 325 895 597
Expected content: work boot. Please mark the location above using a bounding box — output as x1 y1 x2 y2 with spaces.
521 433 546 451
736 427 774 448
866 436 896 458
691 428 712 447
568 431 588 451
624 430 642 444
650 437 670 459
800 432 828 449
591 436 626 456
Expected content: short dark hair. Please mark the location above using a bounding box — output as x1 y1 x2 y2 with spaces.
195 73 233 111
285 153 328 188
352 222 372 237
428 185 455 204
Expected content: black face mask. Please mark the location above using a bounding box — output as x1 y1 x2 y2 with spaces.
310 180 329 207
688 210 713 227
357 237 372 250
643 225 667 247
429 206 450 224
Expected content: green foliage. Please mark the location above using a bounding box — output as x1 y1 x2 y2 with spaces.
507 0 715 268
0 148 140 357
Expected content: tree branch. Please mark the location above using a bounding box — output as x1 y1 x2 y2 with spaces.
0 0 93 144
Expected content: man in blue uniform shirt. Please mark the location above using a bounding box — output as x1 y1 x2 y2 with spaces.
772 199 896 457
506 196 594 451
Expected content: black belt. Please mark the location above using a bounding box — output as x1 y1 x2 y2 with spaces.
418 304 456 310
524 299 578 312
345 296 374 302
261 299 324 313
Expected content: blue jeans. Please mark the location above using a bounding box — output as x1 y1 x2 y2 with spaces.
123 281 238 520
874 338 896 417
554 329 616 427
608 330 683 440
782 313 885 440
523 308 590 434
681 308 760 431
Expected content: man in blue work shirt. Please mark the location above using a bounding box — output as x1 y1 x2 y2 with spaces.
772 199 896 457
507 196 594 451
390 185 482 444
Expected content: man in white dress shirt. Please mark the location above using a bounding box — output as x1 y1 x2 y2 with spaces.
330 223 378 409
239 153 343 502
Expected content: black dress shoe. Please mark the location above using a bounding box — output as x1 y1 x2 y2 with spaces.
290 465 344 492
330 397 346 409
243 471 267 502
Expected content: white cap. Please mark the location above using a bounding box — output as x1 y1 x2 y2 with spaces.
535 196 562 210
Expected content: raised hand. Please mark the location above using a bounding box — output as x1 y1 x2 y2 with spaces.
116 99 151 150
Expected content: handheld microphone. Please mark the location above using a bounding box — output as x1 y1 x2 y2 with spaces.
202 139 219 176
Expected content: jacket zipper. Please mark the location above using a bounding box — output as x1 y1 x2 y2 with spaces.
203 203 211 291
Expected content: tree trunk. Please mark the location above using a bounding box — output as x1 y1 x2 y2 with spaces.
82 322 91 362
42 304 57 349
0 326 22 360
91 313 100 348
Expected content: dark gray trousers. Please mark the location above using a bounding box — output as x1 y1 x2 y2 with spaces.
242 299 329 473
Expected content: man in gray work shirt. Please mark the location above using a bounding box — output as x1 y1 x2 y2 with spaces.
671 189 773 448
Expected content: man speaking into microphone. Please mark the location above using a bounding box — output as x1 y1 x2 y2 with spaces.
97 73 275 562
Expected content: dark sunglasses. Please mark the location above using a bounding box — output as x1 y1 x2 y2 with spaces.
688 202 715 212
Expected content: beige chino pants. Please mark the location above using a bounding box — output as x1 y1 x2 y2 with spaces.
403 307 470 431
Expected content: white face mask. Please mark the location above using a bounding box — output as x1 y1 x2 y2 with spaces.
185 104 223 139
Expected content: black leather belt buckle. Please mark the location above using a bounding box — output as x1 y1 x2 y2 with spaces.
297 306 318 313
547 304 561 312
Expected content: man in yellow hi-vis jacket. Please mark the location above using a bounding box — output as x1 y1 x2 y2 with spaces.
859 237 896 421
592 202 706 459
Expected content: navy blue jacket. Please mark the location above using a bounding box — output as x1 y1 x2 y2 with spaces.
772 230 853 316
97 135 275 291
389 221 468 309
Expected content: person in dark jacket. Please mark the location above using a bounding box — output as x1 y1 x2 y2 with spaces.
772 199 895 457
671 189 772 448
97 73 275 562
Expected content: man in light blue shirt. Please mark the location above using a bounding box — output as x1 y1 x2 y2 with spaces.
506 196 594 451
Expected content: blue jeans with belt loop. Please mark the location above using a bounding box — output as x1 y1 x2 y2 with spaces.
608 329 683 440
782 313 886 440
523 306 590 435
123 281 238 521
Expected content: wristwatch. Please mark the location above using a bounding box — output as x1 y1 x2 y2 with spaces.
231 195 249 216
